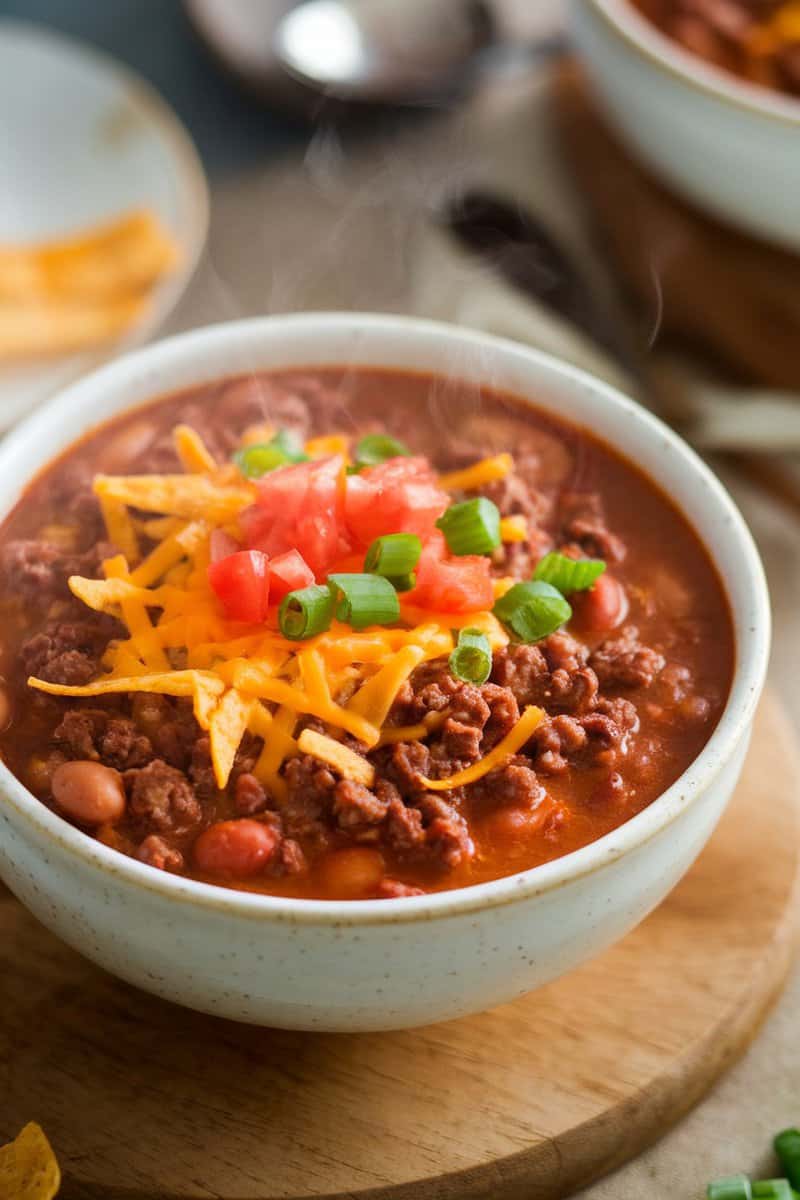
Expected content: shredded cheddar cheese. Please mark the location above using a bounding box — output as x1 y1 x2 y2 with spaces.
500 514 528 543
306 434 350 460
419 706 544 790
27 423 536 793
438 453 513 492
296 728 376 786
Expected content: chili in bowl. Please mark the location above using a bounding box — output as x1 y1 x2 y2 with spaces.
0 314 768 1030
572 0 800 251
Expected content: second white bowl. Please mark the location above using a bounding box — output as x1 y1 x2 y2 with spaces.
572 0 800 250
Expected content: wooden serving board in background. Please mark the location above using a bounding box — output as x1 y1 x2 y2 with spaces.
1 692 798 1200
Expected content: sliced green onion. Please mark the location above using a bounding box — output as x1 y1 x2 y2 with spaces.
386 572 416 593
493 580 571 643
233 429 308 478
328 573 400 631
534 551 606 594
752 1182 793 1199
353 433 411 468
364 533 422 578
270 428 307 460
278 585 334 641
775 1130 800 1188
708 1177 752 1200
436 497 501 556
449 627 492 685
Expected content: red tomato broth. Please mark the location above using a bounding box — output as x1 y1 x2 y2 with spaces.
0 367 734 900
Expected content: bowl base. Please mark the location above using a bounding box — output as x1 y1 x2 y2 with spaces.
1 690 797 1198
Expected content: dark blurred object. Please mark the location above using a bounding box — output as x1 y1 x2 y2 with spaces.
554 63 800 392
444 190 626 362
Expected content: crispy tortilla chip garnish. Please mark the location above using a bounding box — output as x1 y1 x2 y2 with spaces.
0 1122 60 1200
0 210 177 301
0 295 148 361
209 689 254 788
99 495 140 565
93 474 253 523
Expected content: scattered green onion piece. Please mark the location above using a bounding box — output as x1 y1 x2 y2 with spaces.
707 1176 752 1200
353 433 411 468
436 497 501 556
534 551 606 594
752 1182 794 1199
327 573 400 631
386 572 416 593
364 533 422 578
270 428 307 460
278 585 334 641
234 443 293 478
449 627 492 685
775 1130 800 1188
233 429 308 478
493 580 572 643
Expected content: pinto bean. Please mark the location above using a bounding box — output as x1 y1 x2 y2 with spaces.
480 796 557 848
571 573 628 632
317 847 385 898
52 761 126 826
193 819 278 878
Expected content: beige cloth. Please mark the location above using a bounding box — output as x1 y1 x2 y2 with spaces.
160 2 800 1193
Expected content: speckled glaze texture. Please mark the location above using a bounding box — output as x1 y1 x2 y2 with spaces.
0 315 770 1031
572 0 800 251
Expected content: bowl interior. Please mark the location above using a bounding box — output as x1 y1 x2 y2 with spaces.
0 313 771 918
587 0 800 123
0 19 209 430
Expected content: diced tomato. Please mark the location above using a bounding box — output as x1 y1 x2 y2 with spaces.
240 455 347 577
207 550 270 623
269 549 315 600
209 528 240 563
343 456 449 548
405 530 494 613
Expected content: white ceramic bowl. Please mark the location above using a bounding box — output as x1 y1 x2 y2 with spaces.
571 0 800 250
0 19 209 430
0 314 769 1031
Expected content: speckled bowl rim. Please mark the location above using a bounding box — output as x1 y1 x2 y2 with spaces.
586 0 800 126
0 314 771 926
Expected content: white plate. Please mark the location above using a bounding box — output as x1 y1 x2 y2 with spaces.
0 19 209 431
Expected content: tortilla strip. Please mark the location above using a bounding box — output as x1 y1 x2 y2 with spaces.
0 294 148 361
0 1122 61 1200
93 474 253 523
209 688 254 788
0 209 178 301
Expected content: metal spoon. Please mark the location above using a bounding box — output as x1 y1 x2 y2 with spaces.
273 0 495 103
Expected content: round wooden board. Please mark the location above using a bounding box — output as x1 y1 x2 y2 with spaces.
1 691 798 1200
